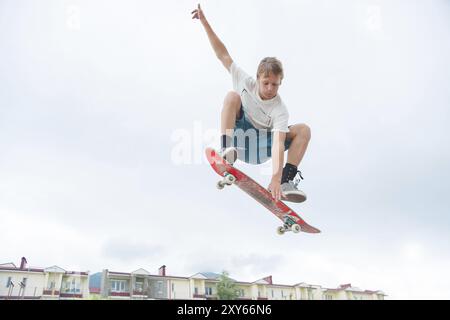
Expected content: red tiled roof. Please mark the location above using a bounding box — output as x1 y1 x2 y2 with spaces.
364 290 381 294
0 266 89 275
324 288 341 291
0 267 44 273
109 271 131 276
65 271 89 276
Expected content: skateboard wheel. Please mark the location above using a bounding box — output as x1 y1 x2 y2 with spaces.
277 226 285 235
217 181 225 190
225 174 236 184
292 224 301 233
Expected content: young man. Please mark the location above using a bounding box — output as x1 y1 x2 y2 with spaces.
192 4 311 203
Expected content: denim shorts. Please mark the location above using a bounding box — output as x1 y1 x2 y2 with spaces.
233 107 292 164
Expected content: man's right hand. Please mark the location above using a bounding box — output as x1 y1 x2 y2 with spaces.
191 3 205 22
191 3 233 72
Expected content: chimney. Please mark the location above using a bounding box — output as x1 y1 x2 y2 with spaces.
263 276 273 285
340 283 352 289
158 265 166 276
19 257 27 270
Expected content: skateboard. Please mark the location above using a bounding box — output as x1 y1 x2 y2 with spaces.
205 148 321 235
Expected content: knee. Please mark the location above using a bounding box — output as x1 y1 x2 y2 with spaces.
223 91 241 111
293 123 311 141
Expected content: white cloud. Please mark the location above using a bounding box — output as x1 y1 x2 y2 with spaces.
402 243 425 261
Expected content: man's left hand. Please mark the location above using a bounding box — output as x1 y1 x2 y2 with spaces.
268 179 282 202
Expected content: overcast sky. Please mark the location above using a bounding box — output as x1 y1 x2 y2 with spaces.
1 0 450 299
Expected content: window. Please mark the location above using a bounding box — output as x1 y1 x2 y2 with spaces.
157 281 163 293
172 283 175 292
49 281 55 289
271 290 274 298
72 280 77 293
235 289 244 297
325 295 333 300
135 282 143 293
6 277 12 288
111 280 127 292
135 278 144 292
194 287 198 295
307 289 313 300
64 279 81 293
205 287 213 295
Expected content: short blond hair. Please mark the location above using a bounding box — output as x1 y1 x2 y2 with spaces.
257 57 284 80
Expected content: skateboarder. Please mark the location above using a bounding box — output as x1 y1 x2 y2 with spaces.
192 4 311 203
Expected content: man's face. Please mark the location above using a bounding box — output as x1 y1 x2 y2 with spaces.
257 72 282 100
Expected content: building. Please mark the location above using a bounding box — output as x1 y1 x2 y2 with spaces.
95 267 386 300
1 258 386 300
0 257 90 300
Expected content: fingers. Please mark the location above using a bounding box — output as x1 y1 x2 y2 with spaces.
270 188 280 202
268 184 281 202
192 3 201 14
276 188 281 201
192 4 203 20
268 187 274 199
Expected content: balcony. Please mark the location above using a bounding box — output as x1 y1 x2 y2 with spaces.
60 293 83 298
193 293 206 299
132 290 149 297
58 287 84 299
109 291 131 297
43 289 60 296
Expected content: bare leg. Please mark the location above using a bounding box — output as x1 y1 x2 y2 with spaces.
221 91 242 136
286 123 311 167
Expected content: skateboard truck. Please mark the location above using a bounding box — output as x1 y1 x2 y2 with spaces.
276 215 301 235
216 172 236 190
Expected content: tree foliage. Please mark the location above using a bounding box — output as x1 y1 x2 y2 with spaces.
216 270 238 300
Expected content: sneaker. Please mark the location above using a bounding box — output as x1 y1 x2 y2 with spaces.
281 181 307 203
219 147 238 165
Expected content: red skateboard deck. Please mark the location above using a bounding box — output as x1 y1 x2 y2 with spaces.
205 148 320 234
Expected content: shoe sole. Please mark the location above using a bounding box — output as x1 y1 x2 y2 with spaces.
282 192 307 203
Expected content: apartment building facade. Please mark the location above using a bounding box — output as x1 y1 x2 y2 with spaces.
1 258 386 300
0 257 89 300
97 267 386 300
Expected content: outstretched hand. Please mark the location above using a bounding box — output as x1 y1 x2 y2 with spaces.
191 3 205 21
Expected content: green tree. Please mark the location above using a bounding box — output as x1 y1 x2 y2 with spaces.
216 271 238 300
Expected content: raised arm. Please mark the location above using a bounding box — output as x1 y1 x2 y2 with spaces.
192 4 233 72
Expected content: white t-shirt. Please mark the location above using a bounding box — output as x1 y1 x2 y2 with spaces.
230 62 289 133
